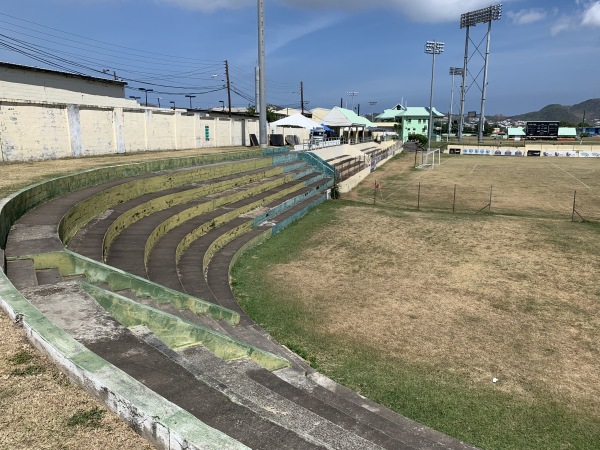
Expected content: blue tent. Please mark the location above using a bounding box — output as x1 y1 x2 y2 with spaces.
321 124 334 132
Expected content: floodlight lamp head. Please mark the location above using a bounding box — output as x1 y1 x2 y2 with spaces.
425 41 444 54
460 4 502 28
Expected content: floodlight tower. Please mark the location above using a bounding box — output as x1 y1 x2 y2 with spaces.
425 40 444 166
448 67 464 141
458 4 502 143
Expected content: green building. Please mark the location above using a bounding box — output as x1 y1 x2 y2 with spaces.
375 103 445 142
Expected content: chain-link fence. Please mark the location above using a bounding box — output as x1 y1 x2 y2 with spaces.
366 182 600 221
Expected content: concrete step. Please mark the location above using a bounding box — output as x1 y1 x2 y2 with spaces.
136 327 388 450
22 282 323 450
6 259 38 290
36 267 63 286
105 166 317 280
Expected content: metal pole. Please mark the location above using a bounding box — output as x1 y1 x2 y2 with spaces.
448 71 455 142
453 184 457 213
572 190 576 222
255 67 260 112
458 26 469 143
257 0 267 148
427 47 437 166
417 182 421 209
300 81 305 115
478 20 493 144
225 60 232 118
488 185 493 214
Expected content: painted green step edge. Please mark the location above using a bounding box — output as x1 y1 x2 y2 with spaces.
103 165 286 262
0 150 265 251
25 250 241 326
60 157 277 246
77 280 290 372
0 272 249 450
173 179 305 266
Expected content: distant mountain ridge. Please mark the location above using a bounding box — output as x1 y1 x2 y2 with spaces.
511 99 600 123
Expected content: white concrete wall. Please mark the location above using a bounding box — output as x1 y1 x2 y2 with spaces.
0 100 262 161
79 107 115 156
0 102 71 160
122 110 147 152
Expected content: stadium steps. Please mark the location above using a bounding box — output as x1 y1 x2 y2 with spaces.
146 175 327 294
18 280 327 450
103 166 316 277
67 159 305 263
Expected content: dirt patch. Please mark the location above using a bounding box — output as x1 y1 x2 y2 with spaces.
0 312 153 450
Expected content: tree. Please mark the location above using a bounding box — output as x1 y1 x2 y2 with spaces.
247 104 277 122
484 121 495 135
560 121 576 127
408 133 428 148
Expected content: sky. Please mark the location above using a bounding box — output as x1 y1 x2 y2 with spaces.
0 0 599 116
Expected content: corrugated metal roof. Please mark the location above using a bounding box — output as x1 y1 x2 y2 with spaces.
322 107 376 127
0 61 127 86
376 106 444 120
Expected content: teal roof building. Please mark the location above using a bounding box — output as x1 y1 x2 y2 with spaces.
375 104 445 142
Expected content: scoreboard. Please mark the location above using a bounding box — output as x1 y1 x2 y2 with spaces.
526 121 559 138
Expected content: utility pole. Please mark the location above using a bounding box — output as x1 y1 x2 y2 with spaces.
369 101 377 121
225 60 232 118
300 81 305 115
257 0 267 148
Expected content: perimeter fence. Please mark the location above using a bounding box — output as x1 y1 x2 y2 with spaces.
362 182 600 222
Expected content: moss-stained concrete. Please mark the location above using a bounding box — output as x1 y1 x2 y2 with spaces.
103 166 286 260
0 271 248 450
60 158 275 246
78 281 289 371
26 250 240 325
228 229 273 275
172 180 304 266
202 221 254 273
0 150 264 250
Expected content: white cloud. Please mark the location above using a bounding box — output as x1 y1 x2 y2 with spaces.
507 8 547 25
155 0 250 13
268 16 341 54
550 16 574 36
157 0 500 22
581 1 600 26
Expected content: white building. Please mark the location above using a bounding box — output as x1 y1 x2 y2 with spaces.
0 61 135 108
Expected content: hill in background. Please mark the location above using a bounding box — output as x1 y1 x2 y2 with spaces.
511 99 600 123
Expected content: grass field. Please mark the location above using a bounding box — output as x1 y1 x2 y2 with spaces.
232 153 600 450
346 153 600 220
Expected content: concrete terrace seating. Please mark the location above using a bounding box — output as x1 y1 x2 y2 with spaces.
326 155 367 182
0 148 475 450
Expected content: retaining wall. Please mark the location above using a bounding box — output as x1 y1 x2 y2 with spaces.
0 100 260 161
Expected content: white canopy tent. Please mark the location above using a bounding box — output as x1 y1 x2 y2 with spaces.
271 113 322 130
